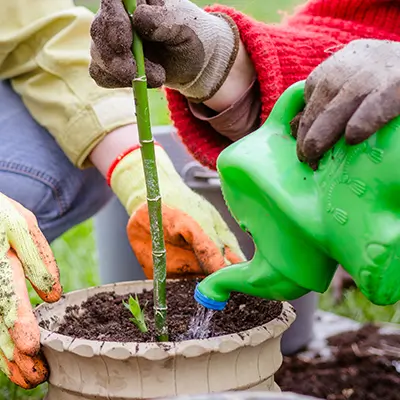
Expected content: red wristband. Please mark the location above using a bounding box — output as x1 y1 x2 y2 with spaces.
106 142 161 186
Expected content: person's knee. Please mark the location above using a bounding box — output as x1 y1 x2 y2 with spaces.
0 161 96 214
0 80 113 241
0 164 113 242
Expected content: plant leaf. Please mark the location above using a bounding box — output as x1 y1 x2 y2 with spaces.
123 295 148 333
129 296 141 316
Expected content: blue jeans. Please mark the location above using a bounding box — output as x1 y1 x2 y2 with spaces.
0 80 114 242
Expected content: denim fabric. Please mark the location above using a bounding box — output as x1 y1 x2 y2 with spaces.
0 80 114 242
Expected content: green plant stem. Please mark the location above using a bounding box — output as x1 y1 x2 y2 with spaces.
122 0 168 342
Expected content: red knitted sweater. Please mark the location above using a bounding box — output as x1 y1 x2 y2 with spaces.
165 0 400 170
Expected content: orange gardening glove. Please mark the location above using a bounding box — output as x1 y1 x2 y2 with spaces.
0 193 61 389
109 146 245 278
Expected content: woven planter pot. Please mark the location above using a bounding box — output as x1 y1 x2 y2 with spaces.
35 280 296 400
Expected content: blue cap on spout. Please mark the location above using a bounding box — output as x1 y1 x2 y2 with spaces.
194 284 227 311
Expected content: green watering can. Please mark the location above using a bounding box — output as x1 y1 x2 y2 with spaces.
195 80 400 310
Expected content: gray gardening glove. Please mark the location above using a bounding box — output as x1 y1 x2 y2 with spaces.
89 0 240 103
295 39 400 167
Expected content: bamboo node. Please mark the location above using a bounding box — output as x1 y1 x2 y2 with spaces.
134 75 147 82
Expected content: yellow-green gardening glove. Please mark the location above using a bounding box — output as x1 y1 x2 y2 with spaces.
0 193 61 389
109 145 245 279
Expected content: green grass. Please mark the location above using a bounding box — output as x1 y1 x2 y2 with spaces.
2 0 399 398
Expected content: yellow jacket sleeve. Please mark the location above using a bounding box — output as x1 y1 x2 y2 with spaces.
0 0 136 168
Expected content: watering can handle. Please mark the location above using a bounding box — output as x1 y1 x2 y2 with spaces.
267 80 306 134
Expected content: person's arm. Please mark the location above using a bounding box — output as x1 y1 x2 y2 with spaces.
187 40 261 143
203 41 255 113
203 0 400 113
0 0 136 169
89 124 139 176
90 41 257 171
89 0 400 171
166 0 400 170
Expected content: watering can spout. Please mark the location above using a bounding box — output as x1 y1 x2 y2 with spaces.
195 254 310 311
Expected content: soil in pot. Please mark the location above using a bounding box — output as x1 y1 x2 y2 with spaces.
275 324 400 400
50 279 283 342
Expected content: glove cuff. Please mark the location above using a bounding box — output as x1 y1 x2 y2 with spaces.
106 144 142 186
167 13 240 104
109 144 183 215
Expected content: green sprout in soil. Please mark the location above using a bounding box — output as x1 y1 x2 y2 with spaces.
122 0 168 341
123 295 148 333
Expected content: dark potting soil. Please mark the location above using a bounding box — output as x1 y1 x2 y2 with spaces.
53 279 283 342
275 324 400 400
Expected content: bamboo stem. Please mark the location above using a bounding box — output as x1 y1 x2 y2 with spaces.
122 0 168 342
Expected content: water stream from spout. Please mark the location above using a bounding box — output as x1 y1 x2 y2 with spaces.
182 305 216 340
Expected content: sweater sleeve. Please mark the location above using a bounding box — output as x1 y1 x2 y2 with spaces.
165 0 400 171
289 0 400 34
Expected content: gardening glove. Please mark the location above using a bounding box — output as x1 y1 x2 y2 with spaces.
0 193 62 389
108 146 245 279
295 39 400 167
89 0 240 102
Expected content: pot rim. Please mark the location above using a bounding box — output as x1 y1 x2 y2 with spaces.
35 280 296 361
